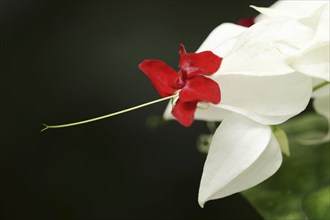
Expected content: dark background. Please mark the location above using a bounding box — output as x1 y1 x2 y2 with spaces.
1 1 276 219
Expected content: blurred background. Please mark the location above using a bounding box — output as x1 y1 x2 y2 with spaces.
1 1 276 219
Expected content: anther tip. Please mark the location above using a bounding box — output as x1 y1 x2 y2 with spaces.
40 124 49 132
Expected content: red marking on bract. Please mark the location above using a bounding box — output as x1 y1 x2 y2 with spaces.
139 44 222 127
237 17 255 27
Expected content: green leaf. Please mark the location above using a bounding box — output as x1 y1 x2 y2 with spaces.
302 186 330 220
242 113 330 220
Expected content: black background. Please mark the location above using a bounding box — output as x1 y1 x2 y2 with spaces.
1 1 276 219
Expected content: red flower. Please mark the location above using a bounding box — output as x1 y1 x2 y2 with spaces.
139 44 222 127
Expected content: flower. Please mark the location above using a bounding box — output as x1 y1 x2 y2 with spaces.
195 23 312 207
193 0 329 207
163 3 317 207
139 44 222 126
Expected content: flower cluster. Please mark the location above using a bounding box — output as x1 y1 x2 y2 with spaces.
140 0 329 207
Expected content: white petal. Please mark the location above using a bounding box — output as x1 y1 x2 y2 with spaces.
198 113 282 207
253 3 329 80
289 3 330 81
253 1 328 22
290 45 330 81
213 73 312 125
219 18 313 76
194 105 231 122
305 3 329 46
196 23 246 57
255 2 329 51
163 102 230 122
163 102 172 120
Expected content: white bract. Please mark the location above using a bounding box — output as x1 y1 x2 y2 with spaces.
164 0 329 207
253 0 330 142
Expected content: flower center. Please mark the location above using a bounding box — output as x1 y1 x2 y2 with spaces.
177 70 188 89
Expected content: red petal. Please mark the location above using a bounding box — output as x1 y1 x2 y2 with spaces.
139 60 179 97
179 51 222 77
237 17 255 27
179 75 220 104
171 99 197 127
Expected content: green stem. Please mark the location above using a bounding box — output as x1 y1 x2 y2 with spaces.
41 95 176 132
313 81 329 92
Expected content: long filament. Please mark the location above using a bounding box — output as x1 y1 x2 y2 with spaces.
41 95 176 132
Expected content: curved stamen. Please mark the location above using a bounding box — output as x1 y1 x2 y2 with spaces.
41 95 176 132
